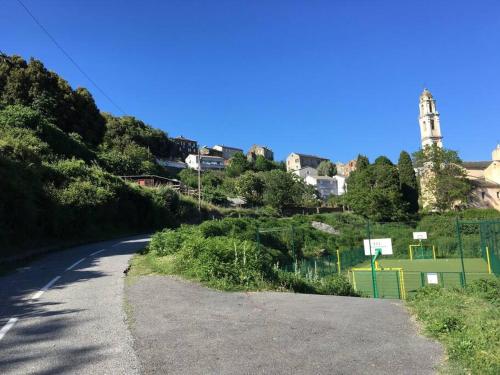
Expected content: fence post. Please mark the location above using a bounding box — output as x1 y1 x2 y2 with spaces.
290 225 295 261
485 246 492 274
455 217 467 286
336 249 341 274
367 220 378 298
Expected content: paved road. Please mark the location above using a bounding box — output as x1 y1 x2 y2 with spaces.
0 235 150 375
126 276 443 375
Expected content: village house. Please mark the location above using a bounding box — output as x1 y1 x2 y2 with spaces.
247 145 274 161
213 145 244 161
304 175 346 199
286 153 328 172
292 166 318 179
463 145 500 210
185 154 225 171
172 136 198 160
336 159 357 177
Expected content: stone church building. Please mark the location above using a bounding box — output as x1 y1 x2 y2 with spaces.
417 88 500 211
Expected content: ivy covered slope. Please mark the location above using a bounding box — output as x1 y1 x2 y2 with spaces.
0 55 202 256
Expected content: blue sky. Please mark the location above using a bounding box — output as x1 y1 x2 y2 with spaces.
2 0 499 162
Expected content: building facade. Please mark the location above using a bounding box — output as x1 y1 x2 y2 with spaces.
336 159 357 177
247 145 274 161
185 154 225 171
304 175 346 199
463 145 500 210
292 166 318 179
199 146 224 158
172 136 198 160
286 153 328 172
213 145 244 160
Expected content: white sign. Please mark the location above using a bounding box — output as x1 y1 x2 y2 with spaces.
363 238 393 256
427 273 439 285
413 232 428 240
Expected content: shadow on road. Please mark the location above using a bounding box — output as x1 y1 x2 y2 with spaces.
0 237 149 374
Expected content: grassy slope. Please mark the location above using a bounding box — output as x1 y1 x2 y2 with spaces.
407 280 500 375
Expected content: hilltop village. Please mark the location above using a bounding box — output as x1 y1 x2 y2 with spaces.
144 88 500 211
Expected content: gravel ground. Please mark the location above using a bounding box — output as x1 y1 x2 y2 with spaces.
126 276 443 375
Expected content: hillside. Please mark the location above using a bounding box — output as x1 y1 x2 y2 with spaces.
0 54 201 256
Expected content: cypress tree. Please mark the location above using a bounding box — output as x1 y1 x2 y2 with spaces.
398 150 419 214
356 154 370 170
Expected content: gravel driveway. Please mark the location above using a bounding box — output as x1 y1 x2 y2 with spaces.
126 276 442 375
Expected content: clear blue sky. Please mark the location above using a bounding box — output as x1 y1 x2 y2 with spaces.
2 0 499 162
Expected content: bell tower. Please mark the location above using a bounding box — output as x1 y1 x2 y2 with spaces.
419 88 443 148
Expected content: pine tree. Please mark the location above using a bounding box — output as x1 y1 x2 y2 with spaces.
397 151 419 214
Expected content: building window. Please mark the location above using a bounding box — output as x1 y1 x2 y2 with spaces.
430 119 435 130
481 192 485 200
497 191 500 199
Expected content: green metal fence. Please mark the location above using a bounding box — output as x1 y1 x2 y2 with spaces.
256 225 368 279
255 218 499 299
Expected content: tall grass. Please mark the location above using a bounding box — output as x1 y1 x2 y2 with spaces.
407 279 500 374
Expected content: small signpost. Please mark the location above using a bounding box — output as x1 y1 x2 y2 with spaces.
427 273 439 285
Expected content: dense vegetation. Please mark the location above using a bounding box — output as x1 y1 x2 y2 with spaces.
139 214 363 295
0 54 208 256
138 209 500 294
408 279 499 374
178 162 319 213
344 147 472 221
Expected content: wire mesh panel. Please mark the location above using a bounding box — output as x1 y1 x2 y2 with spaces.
479 221 500 276
350 269 403 299
410 245 434 259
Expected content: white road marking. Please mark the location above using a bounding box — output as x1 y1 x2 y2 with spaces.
65 258 86 271
0 318 18 341
90 249 106 256
121 239 150 244
31 276 61 300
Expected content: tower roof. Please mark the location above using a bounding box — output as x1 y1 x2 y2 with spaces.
420 88 433 99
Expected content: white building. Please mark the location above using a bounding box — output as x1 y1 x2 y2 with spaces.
292 167 318 179
156 159 187 169
213 145 244 160
185 154 225 170
304 175 346 199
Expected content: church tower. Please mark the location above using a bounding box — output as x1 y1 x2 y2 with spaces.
419 88 443 148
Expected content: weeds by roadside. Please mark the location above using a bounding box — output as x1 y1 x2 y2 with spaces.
407 279 500 375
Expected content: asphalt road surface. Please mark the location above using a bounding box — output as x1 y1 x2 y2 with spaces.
0 235 150 375
1 236 443 375
126 276 443 375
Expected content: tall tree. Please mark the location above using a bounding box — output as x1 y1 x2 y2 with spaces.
413 145 472 211
356 154 370 170
345 155 409 221
317 160 337 176
236 171 265 206
398 151 419 214
226 152 250 177
253 155 274 171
